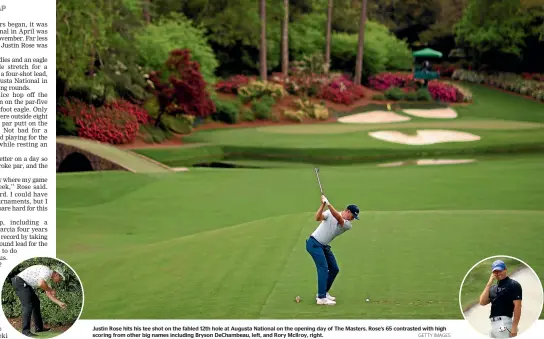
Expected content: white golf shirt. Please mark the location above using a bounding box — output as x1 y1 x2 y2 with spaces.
17 265 54 288
311 210 352 245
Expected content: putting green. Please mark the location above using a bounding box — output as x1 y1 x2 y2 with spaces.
256 120 544 135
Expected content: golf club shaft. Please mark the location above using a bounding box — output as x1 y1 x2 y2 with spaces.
315 168 324 194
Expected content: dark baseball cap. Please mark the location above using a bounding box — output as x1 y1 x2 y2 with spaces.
491 260 506 272
347 204 360 219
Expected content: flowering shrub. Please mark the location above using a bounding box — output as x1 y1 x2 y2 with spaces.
452 69 544 101
270 72 329 96
238 80 286 103
427 81 458 103
435 65 457 77
147 49 215 121
368 72 413 91
441 81 472 102
59 98 138 144
293 98 329 120
216 75 250 94
104 100 152 125
522 73 544 82
317 75 365 105
283 109 306 122
368 72 470 103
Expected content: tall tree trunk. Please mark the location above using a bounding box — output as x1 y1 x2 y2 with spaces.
354 0 368 85
325 0 333 73
260 0 268 81
281 0 289 76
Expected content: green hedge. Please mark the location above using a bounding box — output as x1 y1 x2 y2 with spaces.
212 98 241 124
330 21 413 78
1 257 83 326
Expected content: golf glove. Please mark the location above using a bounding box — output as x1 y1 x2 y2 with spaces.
321 196 329 205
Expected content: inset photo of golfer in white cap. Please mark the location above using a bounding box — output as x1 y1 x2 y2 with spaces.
459 256 544 338
1 257 84 338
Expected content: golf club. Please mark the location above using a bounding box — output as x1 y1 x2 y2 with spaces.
314 167 324 194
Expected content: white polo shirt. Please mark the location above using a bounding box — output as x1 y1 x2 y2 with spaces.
311 210 352 245
17 265 53 288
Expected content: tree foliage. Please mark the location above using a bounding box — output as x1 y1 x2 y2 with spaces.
419 0 468 43
56 0 147 102
454 0 543 58
134 13 218 84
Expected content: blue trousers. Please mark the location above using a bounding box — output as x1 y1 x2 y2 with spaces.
306 236 339 298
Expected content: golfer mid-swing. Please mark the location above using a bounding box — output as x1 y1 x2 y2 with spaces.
306 194 359 305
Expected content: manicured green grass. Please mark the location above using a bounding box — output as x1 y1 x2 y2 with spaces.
130 85 544 166
453 83 544 123
459 257 525 311
56 155 544 319
255 120 543 134
185 125 543 150
133 144 224 167
140 85 541 165
342 84 544 123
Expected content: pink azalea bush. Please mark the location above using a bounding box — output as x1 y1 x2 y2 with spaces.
317 75 365 105
216 75 250 94
369 72 467 103
522 73 544 82
368 72 413 91
427 81 458 103
219 72 366 105
269 72 329 96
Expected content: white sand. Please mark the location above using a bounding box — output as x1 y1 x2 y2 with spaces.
368 129 481 145
402 108 458 119
377 161 407 167
464 268 544 337
417 159 476 165
338 111 411 124
377 159 476 167
172 167 190 172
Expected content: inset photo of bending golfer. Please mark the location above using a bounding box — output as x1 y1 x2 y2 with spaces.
459 256 544 338
1 257 84 338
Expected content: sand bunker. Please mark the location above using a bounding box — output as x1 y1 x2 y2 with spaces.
417 159 475 165
402 108 457 119
338 111 411 124
378 159 476 167
377 161 406 167
368 129 481 145
172 167 189 172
